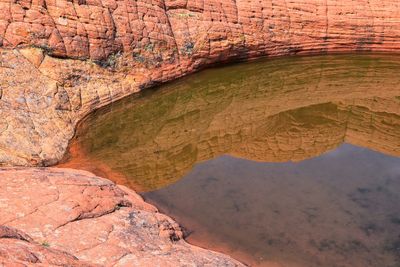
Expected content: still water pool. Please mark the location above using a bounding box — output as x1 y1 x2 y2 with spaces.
61 54 400 267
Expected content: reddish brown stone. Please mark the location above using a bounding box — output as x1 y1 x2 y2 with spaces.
1 0 400 166
0 1 400 265
0 168 243 266
0 226 93 266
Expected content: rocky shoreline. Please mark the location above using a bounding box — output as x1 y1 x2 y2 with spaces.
0 168 244 266
2 0 400 265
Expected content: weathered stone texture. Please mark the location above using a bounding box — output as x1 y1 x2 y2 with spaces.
0 168 243 266
1 1 400 166
0 2 400 265
2 0 400 61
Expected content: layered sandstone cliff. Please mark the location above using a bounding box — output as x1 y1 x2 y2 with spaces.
3 0 400 62
2 0 400 166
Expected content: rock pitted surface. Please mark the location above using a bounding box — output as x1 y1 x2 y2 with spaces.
1 1 400 166
0 167 243 266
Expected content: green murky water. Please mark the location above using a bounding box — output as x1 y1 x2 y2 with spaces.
64 54 400 267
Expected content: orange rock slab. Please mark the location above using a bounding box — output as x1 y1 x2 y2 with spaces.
0 168 243 266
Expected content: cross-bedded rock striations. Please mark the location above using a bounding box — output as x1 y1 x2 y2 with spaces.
1 0 400 166
2 0 400 61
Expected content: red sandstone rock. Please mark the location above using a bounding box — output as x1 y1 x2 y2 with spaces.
1 1 400 166
0 1 399 266
0 225 93 266
0 168 243 266
0 1 399 265
2 0 400 62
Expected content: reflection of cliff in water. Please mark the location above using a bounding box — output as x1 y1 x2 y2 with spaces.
65 55 400 191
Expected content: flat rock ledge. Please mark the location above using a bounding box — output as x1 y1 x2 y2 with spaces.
0 167 243 266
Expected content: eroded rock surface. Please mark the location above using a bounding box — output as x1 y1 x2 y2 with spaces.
0 168 243 266
2 0 400 61
1 1 400 265
1 1 400 166
0 225 92 266
0 0 399 60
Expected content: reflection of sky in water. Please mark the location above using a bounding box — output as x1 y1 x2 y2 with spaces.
322 143 360 158
144 144 400 267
